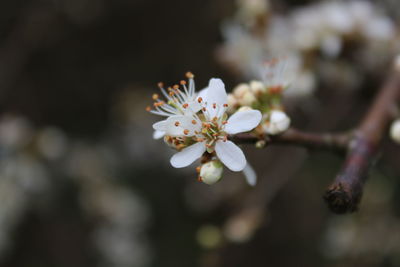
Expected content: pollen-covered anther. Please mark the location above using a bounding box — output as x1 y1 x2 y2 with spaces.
152 93 159 100
223 103 228 107
180 80 186 85
145 106 151 112
169 91 175 96
157 82 164 88
185 71 194 79
202 107 206 112
212 117 218 121
191 120 197 125
182 103 189 108
212 103 217 109
183 129 189 135
174 121 180 127
196 166 201 173
153 101 165 107
197 97 203 103
197 176 203 182
212 133 218 137
222 121 227 125
173 84 179 90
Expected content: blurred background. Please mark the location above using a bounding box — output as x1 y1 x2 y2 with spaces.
0 0 400 266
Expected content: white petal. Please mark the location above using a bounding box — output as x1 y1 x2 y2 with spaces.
152 120 167 131
165 115 201 137
170 142 206 168
215 140 246 171
197 87 208 102
153 130 165 140
242 163 257 186
225 110 262 134
206 78 228 118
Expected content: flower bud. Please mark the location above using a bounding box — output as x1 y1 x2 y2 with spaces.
237 106 253 112
249 80 265 95
233 83 251 98
264 110 291 135
390 119 400 144
200 160 223 185
238 91 256 106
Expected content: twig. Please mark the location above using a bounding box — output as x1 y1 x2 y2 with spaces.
231 128 351 152
324 69 400 213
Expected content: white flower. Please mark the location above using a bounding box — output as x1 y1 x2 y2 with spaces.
390 119 400 144
264 110 290 135
259 56 300 92
155 78 262 172
200 160 223 185
148 73 204 139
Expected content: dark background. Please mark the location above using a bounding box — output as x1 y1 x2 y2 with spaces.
0 1 400 267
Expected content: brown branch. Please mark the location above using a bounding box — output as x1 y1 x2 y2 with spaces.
324 70 400 213
231 128 351 152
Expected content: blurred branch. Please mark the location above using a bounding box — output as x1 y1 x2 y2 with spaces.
324 68 400 213
231 128 351 152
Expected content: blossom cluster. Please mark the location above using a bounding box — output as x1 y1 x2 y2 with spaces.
219 0 398 98
149 61 292 185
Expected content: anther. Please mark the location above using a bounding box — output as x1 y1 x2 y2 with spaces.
191 120 197 125
182 103 189 108
196 166 201 173
180 80 186 85
173 84 179 90
223 103 228 107
222 121 228 125
197 97 203 103
202 107 206 112
157 82 164 88
175 121 180 127
145 106 151 112
152 93 159 100
185 72 194 79
183 129 189 135
197 176 203 182
212 103 216 109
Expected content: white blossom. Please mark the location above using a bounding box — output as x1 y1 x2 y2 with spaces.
154 78 262 172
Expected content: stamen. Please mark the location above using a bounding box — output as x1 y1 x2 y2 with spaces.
191 120 197 125
173 84 179 90
145 106 151 112
180 80 186 85
152 94 159 100
183 129 189 135
197 97 203 103
175 121 180 127
182 103 189 108
157 82 164 88
153 101 165 107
